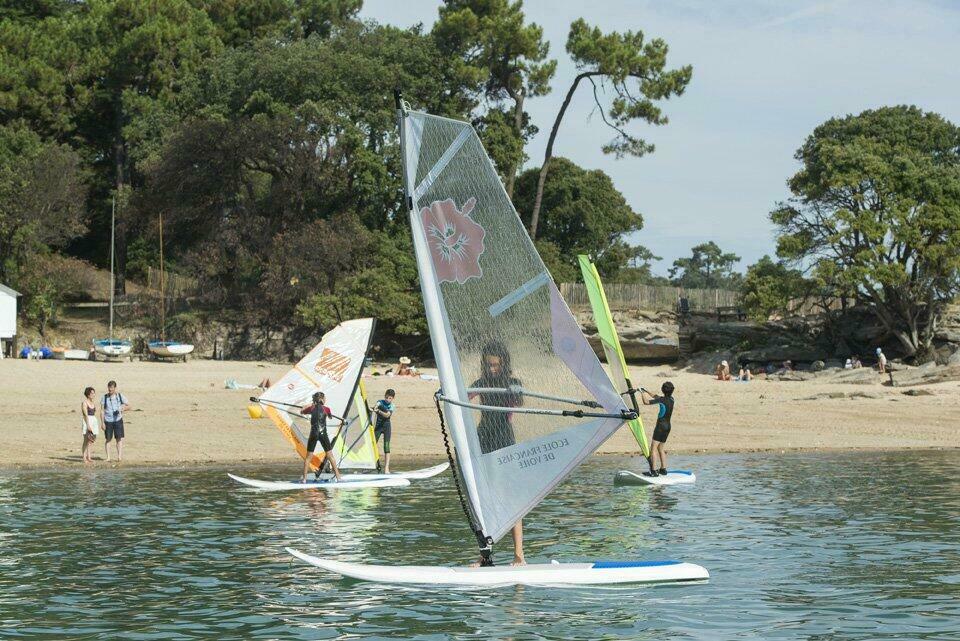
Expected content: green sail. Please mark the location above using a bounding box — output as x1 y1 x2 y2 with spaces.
577 255 650 457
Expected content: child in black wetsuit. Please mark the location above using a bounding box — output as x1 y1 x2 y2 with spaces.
467 340 525 565
641 381 675 476
300 391 343 483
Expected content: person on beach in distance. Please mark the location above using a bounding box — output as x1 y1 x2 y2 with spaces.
372 389 396 474
101 380 130 462
641 381 675 476
716 360 731 381
876 348 887 374
300 391 343 483
81 387 98 463
468 340 524 566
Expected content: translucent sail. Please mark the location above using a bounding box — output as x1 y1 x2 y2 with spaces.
399 105 632 545
332 379 380 470
260 318 374 471
577 255 650 457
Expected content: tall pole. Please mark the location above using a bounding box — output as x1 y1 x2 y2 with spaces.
159 213 165 342
109 197 115 340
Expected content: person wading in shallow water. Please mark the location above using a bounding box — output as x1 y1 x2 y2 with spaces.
641 381 675 476
468 340 525 566
299 391 343 483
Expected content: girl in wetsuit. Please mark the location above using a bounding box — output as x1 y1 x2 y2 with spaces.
299 391 343 483
468 340 525 565
81 386 98 463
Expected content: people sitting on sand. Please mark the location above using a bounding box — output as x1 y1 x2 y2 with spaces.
737 366 752 381
781 360 794 372
715 360 732 381
851 355 862 369
396 356 417 377
258 378 271 389
844 358 853 369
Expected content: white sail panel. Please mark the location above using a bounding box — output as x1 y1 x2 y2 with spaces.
260 318 374 470
400 109 630 544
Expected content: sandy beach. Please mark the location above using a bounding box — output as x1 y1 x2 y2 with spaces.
1 357 957 470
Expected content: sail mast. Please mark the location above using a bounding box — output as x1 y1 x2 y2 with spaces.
109 197 115 341
159 213 165 342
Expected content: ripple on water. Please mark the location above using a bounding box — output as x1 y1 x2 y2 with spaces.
0 450 958 640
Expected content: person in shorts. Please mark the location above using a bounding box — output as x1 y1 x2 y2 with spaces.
372 389 396 474
300 391 342 483
641 381 675 476
101 380 130 462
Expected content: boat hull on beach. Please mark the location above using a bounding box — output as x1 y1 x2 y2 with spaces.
286 548 710 586
148 341 195 359
92 339 132 360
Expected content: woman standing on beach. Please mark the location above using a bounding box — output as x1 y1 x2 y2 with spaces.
81 387 98 463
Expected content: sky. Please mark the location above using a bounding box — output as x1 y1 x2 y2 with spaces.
359 0 960 276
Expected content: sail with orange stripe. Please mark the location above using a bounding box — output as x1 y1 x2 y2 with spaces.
259 318 375 471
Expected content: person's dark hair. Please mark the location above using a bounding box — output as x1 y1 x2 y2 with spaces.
312 391 325 403
107 380 117 388
385 389 395 397
480 340 512 379
84 386 95 398
661 381 675 396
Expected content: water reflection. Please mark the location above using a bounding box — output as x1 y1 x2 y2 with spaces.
0 452 958 640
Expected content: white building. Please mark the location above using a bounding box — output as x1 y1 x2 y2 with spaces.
0 283 20 358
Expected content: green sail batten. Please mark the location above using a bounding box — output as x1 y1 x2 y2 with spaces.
577 255 650 457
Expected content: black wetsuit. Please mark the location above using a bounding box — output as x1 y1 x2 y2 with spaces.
651 395 674 443
470 376 522 454
303 404 333 453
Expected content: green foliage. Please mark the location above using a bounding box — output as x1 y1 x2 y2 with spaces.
0 124 87 282
668 242 742 289
196 0 361 45
564 18 692 159
740 255 809 321
14 253 89 336
433 1 554 188
513 157 649 276
772 105 960 356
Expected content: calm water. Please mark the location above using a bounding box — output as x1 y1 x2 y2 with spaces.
1 451 958 640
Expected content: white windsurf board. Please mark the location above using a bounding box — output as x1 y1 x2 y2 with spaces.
614 470 696 486
227 473 410 491
287 547 708 586
315 462 449 482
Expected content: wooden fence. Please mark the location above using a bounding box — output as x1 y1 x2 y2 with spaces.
560 282 739 312
146 267 198 300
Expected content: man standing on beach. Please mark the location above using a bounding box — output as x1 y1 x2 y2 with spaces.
876 348 887 374
102 380 130 462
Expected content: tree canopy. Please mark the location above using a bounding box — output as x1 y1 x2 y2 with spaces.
772 105 960 357
0 2 680 345
668 241 742 290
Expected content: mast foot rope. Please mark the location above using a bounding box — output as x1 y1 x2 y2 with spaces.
434 391 494 562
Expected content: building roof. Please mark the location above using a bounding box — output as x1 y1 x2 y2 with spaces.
0 283 21 297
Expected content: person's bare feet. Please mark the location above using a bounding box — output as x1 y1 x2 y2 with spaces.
511 555 526 566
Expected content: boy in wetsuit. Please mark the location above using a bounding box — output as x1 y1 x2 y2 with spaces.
372 389 395 473
300 391 343 483
641 381 675 476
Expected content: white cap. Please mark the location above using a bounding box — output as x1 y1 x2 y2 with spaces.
721 360 728 366
876 347 882 354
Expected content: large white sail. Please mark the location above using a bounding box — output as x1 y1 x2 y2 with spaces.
259 318 374 471
398 102 634 546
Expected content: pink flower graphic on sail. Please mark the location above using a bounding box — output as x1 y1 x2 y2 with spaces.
421 197 486 284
